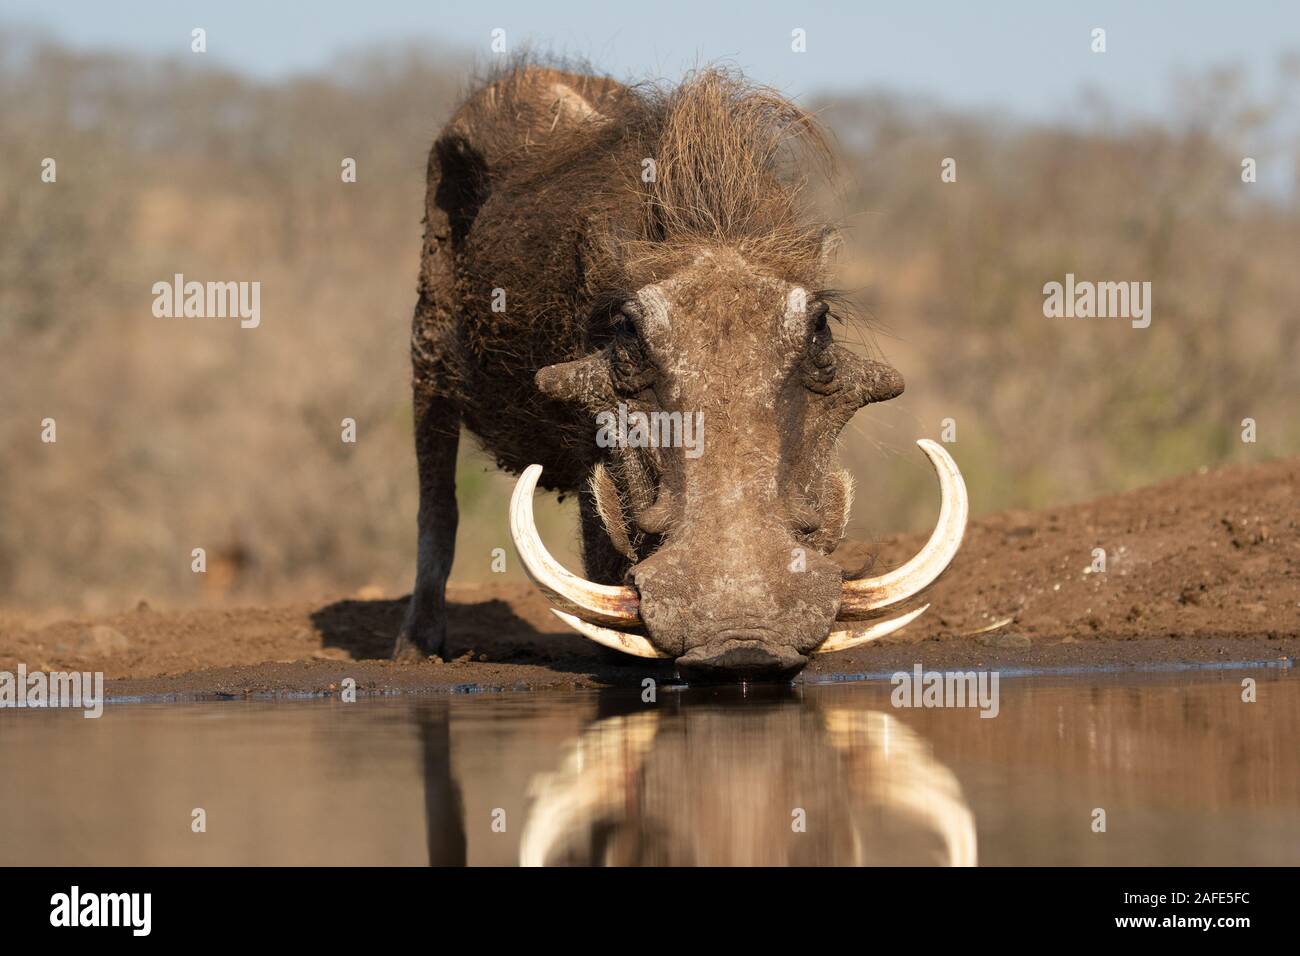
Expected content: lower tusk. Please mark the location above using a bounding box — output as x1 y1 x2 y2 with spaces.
838 439 967 620
549 609 670 659
815 604 929 654
510 464 642 626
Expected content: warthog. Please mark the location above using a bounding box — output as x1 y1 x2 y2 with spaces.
395 63 967 679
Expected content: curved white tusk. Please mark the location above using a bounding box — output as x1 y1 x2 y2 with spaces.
549 609 669 659
838 439 967 620
815 604 929 654
510 464 642 626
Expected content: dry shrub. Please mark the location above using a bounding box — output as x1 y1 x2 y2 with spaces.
1 30 1296 610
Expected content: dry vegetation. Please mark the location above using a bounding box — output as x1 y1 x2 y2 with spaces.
1 29 1297 613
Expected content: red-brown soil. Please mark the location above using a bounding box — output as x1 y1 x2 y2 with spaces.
2 457 1296 699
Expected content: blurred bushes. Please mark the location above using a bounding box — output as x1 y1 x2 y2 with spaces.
1 29 1296 610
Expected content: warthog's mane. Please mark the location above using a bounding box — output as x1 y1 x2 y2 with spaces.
464 55 836 293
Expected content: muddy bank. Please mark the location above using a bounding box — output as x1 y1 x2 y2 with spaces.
82 637 1295 701
1 456 1296 698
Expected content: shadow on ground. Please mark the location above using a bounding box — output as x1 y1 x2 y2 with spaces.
310 595 675 682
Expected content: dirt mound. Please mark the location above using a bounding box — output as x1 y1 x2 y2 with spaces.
861 453 1300 644
1 457 1296 697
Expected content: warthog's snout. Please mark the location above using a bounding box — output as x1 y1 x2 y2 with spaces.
509 440 968 681
628 527 843 679
675 639 809 681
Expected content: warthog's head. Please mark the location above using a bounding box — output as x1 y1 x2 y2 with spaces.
513 250 967 680
509 73 967 680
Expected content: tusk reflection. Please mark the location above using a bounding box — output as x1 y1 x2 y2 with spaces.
519 692 976 866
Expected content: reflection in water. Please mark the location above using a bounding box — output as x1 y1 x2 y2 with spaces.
518 695 976 866
416 701 466 867
2 672 1297 865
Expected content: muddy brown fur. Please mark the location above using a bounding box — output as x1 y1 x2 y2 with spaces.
396 59 904 676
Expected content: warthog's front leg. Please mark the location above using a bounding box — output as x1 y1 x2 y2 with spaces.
396 392 460 659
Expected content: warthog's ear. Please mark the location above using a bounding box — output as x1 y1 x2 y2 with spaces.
817 227 844 278
549 83 609 125
536 351 615 407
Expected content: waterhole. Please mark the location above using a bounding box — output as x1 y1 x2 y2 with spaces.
1 668 1295 865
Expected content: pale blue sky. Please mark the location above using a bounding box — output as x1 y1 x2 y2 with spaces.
4 0 1298 118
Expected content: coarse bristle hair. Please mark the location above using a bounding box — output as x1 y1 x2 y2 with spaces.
466 57 836 285
636 66 832 264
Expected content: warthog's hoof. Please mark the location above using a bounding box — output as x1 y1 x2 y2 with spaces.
392 631 443 662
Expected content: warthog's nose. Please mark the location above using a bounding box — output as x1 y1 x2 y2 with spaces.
631 536 843 678
675 637 808 682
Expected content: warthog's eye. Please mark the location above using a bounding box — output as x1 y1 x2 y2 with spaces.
610 303 657 395
803 301 837 392
810 300 831 336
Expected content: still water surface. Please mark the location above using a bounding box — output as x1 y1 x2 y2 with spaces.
1 669 1296 865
